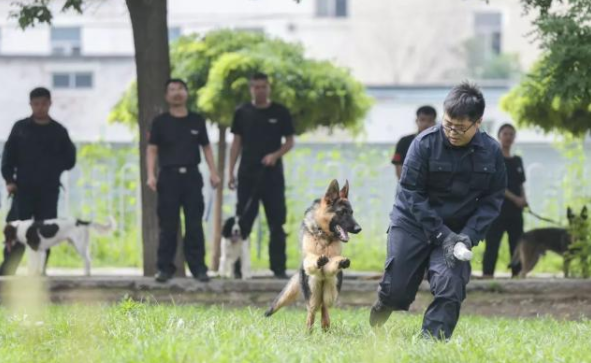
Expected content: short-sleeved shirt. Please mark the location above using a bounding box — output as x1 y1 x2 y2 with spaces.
501 156 526 217
231 102 295 175
391 134 416 165
148 112 209 168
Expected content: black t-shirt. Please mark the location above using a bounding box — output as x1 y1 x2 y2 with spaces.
148 112 209 168
501 155 526 216
231 102 295 173
391 134 416 165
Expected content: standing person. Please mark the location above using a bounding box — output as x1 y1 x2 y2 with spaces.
228 72 295 280
370 82 507 340
392 106 437 179
482 124 527 278
0 87 76 275
146 79 221 283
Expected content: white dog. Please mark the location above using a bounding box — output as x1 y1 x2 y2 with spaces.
219 216 251 280
3 217 116 276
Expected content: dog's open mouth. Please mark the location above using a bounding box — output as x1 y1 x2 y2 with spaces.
335 225 349 242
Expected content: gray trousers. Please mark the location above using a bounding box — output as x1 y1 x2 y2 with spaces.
377 225 471 340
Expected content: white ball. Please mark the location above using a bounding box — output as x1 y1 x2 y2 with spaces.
453 242 473 261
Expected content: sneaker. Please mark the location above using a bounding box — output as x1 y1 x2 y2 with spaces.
155 271 173 283
195 272 210 283
369 300 393 327
274 272 289 280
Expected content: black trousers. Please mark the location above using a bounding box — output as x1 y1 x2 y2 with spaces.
377 225 471 340
156 167 207 276
0 188 60 275
483 214 523 277
237 167 287 275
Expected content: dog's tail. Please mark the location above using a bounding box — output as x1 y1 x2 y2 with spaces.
78 216 117 235
264 273 301 317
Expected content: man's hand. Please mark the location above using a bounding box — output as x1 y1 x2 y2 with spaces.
514 196 528 209
261 153 278 167
210 172 221 189
228 175 237 190
442 233 472 269
147 176 157 192
6 183 17 195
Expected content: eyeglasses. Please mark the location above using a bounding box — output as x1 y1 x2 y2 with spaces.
442 121 476 135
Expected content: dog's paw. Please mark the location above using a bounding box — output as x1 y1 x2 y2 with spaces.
339 258 351 269
317 255 329 268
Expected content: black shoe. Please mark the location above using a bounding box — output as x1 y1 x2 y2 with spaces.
195 272 210 283
274 272 289 280
369 300 393 327
155 271 173 283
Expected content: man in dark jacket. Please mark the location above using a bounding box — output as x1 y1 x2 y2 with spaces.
1 87 76 275
370 82 507 340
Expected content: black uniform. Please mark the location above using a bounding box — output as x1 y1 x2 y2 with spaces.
483 156 526 276
148 111 210 276
231 102 294 275
391 133 416 166
377 125 506 339
1 118 76 275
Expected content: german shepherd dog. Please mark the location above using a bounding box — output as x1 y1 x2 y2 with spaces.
264 179 362 331
510 206 588 278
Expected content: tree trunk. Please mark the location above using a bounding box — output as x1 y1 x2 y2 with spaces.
126 0 185 277
211 125 227 271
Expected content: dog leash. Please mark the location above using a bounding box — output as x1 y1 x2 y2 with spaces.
525 207 562 226
238 168 269 218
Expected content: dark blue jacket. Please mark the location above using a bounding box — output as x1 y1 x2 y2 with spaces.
390 125 506 246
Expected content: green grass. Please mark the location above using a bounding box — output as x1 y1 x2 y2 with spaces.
0 303 590 363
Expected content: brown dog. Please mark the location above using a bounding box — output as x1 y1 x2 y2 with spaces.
510 206 588 278
264 179 362 331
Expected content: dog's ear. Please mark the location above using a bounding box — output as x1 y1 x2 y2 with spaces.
582 206 588 220
324 179 340 205
567 207 575 221
339 180 349 199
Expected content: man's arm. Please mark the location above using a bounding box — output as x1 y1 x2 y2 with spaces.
262 136 295 166
61 128 76 171
2 124 19 194
146 145 158 192
202 144 220 188
460 148 507 245
228 135 242 190
396 139 453 244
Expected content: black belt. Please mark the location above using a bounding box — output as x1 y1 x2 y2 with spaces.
160 165 198 174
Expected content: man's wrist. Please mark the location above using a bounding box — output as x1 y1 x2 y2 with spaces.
431 225 453 245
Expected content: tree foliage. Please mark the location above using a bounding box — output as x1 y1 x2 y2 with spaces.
503 0 591 135
111 29 372 134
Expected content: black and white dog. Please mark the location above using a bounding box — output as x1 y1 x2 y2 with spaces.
219 216 251 280
3 217 116 276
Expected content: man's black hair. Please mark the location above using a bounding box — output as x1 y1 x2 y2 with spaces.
250 72 269 82
497 123 516 137
416 105 437 119
29 87 51 101
165 78 189 91
443 82 485 123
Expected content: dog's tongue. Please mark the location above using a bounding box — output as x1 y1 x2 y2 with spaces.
336 225 349 242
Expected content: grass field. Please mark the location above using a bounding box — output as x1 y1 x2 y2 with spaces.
0 302 590 363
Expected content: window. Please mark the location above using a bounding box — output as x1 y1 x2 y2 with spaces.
474 12 502 59
51 27 81 56
316 0 348 18
168 27 181 42
52 72 93 89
